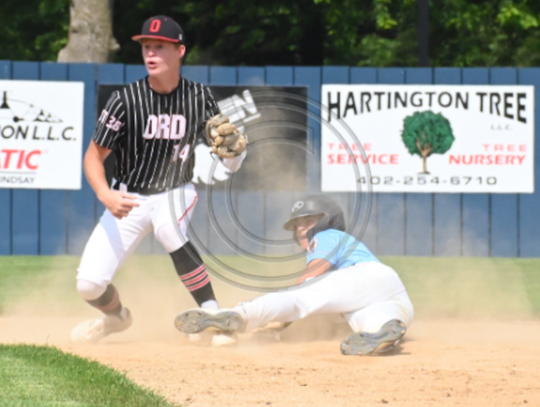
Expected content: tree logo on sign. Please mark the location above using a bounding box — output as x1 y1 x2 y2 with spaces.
401 110 455 174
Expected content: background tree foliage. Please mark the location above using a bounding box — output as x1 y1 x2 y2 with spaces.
0 0 70 61
2 0 540 66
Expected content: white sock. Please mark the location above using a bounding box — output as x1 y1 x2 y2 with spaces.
201 300 219 310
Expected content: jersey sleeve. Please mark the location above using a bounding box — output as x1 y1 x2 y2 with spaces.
92 91 126 150
203 85 220 119
197 85 220 145
306 230 341 266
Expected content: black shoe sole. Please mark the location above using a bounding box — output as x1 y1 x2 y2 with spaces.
174 309 244 334
340 319 407 356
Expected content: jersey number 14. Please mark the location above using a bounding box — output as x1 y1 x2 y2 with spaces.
171 144 190 163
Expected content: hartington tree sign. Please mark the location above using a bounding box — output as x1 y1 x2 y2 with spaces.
321 85 534 193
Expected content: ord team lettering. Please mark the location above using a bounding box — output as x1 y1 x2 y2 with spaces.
144 114 186 140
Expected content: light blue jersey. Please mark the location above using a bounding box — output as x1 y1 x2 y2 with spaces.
306 229 379 270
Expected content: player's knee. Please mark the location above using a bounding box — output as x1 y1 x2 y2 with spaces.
155 223 187 253
76 279 107 301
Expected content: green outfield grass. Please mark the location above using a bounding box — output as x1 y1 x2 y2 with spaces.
0 255 539 319
0 344 179 407
383 256 540 318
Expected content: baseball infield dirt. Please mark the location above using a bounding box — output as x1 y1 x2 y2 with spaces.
1 257 539 407
0 315 538 407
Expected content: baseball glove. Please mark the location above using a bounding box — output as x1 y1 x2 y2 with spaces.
205 114 248 158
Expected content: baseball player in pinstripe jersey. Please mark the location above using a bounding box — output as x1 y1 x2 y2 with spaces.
70 15 247 343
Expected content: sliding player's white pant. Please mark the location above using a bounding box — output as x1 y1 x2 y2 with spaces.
77 183 198 289
234 262 414 334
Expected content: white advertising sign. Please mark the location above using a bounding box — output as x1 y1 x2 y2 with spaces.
321 85 535 193
0 80 84 189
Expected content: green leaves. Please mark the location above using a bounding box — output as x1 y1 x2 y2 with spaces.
402 111 455 173
431 0 540 67
402 111 454 156
0 0 69 61
497 1 539 29
4 0 540 66
373 0 398 29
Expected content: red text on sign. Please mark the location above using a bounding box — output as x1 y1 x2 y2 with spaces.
327 143 371 151
482 144 527 152
449 155 526 165
327 153 399 165
0 150 41 170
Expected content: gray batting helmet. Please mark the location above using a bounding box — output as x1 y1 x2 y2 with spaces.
283 195 346 238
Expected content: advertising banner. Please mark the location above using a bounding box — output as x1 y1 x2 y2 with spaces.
321 85 535 193
0 80 84 189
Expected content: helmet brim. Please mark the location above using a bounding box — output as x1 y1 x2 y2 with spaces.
283 214 323 231
283 218 297 231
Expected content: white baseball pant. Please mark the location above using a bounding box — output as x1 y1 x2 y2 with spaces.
234 262 414 333
77 182 198 290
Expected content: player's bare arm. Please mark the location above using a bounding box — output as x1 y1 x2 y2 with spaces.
293 214 323 250
293 215 332 283
83 140 139 219
297 258 332 284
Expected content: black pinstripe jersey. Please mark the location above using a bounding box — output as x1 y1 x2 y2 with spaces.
93 76 219 193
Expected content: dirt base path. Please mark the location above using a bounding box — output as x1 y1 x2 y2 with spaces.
1 316 539 407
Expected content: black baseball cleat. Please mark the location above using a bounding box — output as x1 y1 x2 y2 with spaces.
174 309 244 334
340 319 407 356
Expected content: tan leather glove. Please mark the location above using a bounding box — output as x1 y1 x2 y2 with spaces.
205 114 248 158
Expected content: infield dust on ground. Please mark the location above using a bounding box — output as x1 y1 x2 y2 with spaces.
1 256 540 406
